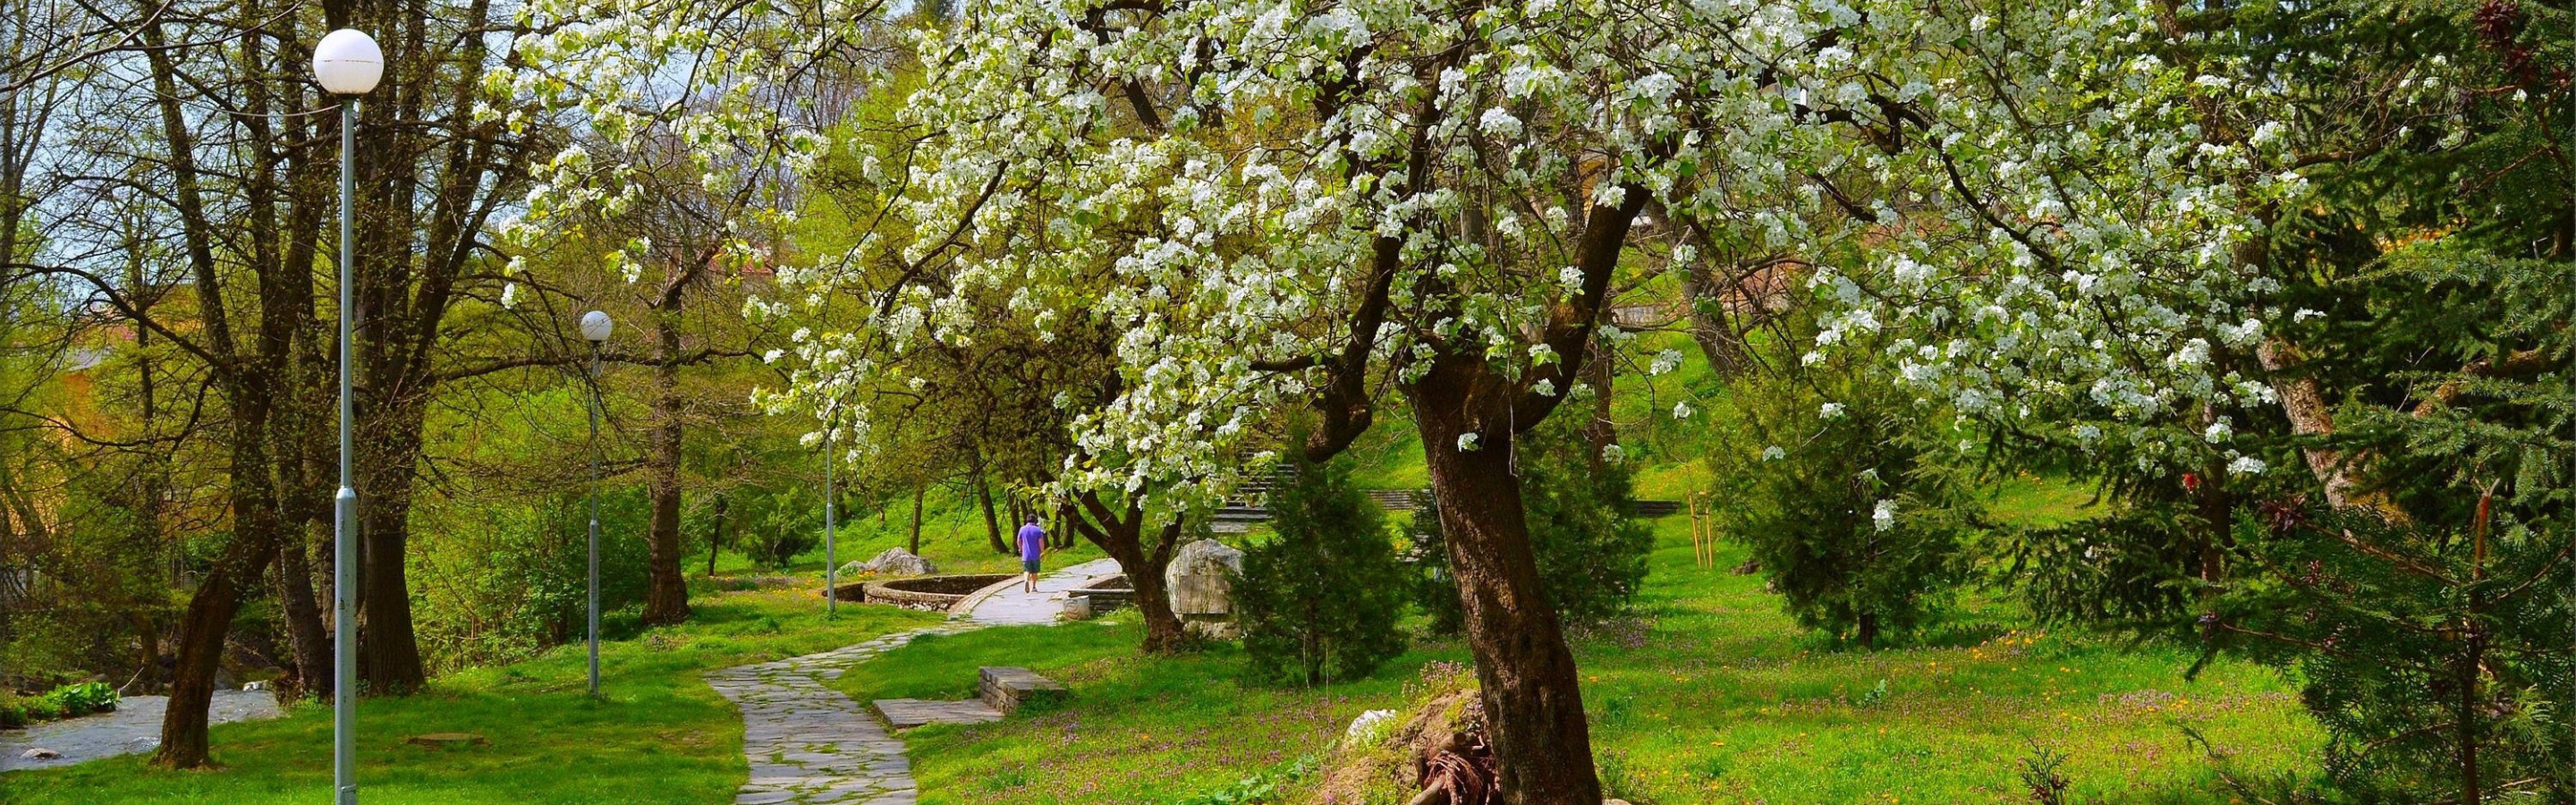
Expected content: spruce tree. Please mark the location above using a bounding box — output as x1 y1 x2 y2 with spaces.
1234 449 1409 685
1708 354 1978 649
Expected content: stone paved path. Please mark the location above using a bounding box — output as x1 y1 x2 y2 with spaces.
962 557 1122 626
0 690 281 773
708 558 1123 805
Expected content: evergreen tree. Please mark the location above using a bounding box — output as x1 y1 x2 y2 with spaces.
1234 450 1408 685
1708 357 1979 649
2198 245 2575 804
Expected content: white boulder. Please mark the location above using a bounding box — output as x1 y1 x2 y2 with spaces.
842 547 937 578
1165 538 1245 617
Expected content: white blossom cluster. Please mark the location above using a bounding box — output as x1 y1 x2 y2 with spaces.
501 0 2309 500
1783 2 2310 476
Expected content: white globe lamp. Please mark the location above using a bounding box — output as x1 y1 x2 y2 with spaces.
580 310 614 343
311 30 384 96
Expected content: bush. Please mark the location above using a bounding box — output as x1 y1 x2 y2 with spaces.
1517 418 1654 625
0 682 120 727
1406 416 1654 632
48 681 116 716
1707 360 1977 649
1234 450 1409 685
20 693 62 722
736 486 823 569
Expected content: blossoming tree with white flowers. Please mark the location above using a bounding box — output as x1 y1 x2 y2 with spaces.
507 0 2302 799
845 0 2295 798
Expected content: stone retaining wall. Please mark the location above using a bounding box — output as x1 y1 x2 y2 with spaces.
862 573 1015 611
1075 575 1135 610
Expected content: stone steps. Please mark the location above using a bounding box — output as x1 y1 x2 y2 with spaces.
977 666 1067 713
869 698 1003 730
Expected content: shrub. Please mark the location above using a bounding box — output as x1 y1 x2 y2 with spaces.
1234 449 1409 685
20 691 62 722
1516 418 1654 625
49 682 116 716
1406 416 1654 632
737 486 822 569
1706 359 1978 648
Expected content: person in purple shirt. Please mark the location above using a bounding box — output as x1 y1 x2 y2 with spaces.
1015 516 1046 592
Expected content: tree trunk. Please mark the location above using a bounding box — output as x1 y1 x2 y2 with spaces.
1069 499 1188 653
1677 258 1758 377
1123 536 1190 652
908 485 926 555
977 473 1006 555
640 319 691 625
357 402 429 695
1411 388 1603 805
1857 613 1879 650
153 535 277 767
274 521 330 702
156 428 287 767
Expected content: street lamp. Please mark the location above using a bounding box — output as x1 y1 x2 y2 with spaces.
314 27 381 805
822 403 837 618
580 310 612 697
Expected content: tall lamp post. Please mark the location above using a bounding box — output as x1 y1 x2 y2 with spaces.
580 310 613 697
314 29 382 805
822 403 836 618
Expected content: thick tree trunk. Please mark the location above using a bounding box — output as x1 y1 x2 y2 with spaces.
1412 390 1602 805
1069 500 1188 653
640 319 691 625
1125 521 1189 653
358 402 429 695
156 429 286 768
1090 531 1188 652
154 536 276 767
275 521 331 701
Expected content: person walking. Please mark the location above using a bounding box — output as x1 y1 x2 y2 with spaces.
1015 515 1046 593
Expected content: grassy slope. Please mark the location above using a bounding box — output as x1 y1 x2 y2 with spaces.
2 587 940 805
855 513 2320 805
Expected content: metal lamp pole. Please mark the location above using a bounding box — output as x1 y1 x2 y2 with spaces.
314 29 383 805
580 311 613 696
823 405 836 618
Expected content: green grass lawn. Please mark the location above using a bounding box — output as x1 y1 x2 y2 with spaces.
2 585 940 805
852 514 2323 805
4 478 2322 805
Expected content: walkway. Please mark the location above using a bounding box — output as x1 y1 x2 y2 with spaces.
0 690 281 772
707 559 1123 805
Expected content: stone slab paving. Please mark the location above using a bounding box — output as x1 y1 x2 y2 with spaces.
869 699 1002 730
708 558 1123 805
962 557 1122 626
0 690 281 773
